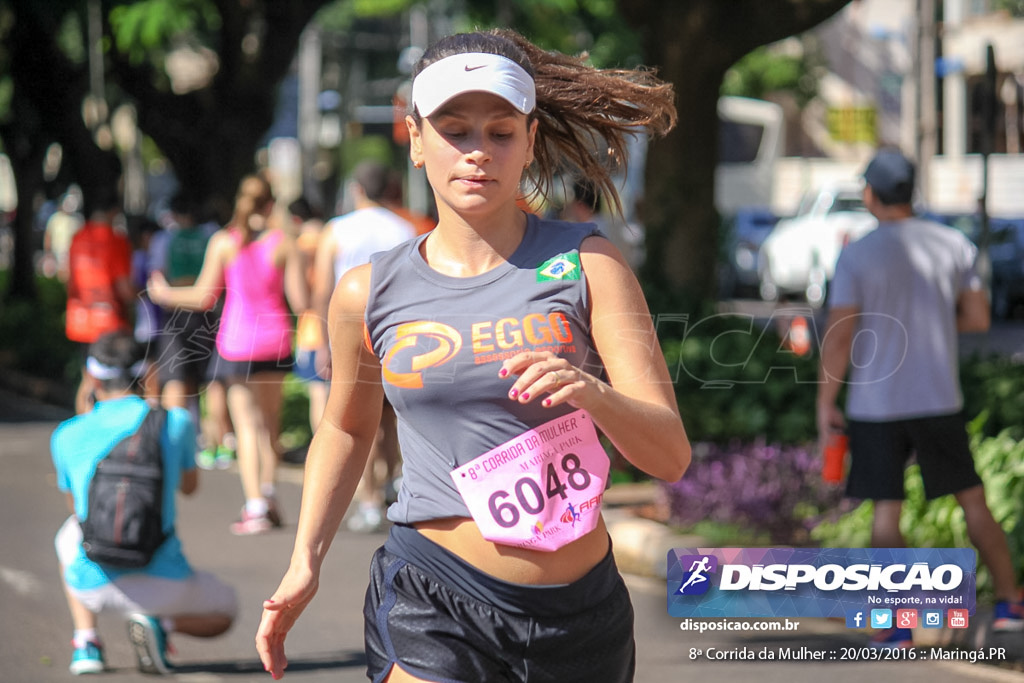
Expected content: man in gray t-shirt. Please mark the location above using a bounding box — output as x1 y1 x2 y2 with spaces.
817 150 1022 644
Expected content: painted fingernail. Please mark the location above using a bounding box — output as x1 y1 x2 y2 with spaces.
543 398 552 407
509 388 519 399
499 368 508 378
521 392 530 401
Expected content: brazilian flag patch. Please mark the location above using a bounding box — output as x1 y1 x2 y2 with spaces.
537 252 581 282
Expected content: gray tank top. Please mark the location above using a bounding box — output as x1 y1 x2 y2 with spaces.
366 214 606 523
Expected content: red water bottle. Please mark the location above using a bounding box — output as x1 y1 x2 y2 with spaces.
822 432 848 484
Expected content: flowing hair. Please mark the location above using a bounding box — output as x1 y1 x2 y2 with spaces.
230 173 275 244
411 29 677 215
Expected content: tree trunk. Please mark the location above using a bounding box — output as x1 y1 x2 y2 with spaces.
2 1 121 301
111 0 328 213
621 0 852 309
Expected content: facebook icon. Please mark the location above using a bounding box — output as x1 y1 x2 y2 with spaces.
845 609 866 629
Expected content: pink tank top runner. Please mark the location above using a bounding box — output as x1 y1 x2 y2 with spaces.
217 228 293 361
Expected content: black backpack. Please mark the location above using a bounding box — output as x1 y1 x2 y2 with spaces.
80 408 168 568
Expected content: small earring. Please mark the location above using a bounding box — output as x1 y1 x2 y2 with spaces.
413 161 423 169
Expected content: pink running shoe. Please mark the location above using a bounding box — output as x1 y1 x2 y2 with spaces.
229 509 272 536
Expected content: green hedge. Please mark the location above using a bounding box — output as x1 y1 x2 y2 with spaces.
0 273 80 383
661 314 1024 446
661 313 819 444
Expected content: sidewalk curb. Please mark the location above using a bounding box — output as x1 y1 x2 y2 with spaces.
606 509 697 580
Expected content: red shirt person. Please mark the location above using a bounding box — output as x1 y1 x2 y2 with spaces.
65 188 134 412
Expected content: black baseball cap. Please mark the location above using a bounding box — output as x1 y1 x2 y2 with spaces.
863 149 915 205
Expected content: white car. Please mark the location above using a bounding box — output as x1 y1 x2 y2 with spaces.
757 181 877 306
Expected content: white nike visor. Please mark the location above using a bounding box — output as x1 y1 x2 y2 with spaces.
411 52 536 117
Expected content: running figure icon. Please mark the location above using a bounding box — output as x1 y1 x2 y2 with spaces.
678 556 712 593
562 501 582 527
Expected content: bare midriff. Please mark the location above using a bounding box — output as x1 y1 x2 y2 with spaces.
413 515 610 585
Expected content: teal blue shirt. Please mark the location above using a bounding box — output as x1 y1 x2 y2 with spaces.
51 396 196 590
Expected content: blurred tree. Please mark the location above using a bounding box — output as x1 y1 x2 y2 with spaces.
106 0 328 208
1 0 852 312
722 40 826 108
462 0 644 68
0 0 330 302
0 1 123 300
993 0 1024 17
620 0 852 308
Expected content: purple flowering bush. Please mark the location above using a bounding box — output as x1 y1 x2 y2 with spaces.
661 440 847 546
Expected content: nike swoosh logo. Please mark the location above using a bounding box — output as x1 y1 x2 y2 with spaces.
464 65 486 71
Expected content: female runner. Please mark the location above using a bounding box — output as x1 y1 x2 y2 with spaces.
257 28 689 682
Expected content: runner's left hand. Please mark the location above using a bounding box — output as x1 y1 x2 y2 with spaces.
499 351 598 409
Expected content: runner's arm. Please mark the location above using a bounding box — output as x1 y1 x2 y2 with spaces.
311 228 338 350
575 236 689 482
290 262 382 569
256 263 383 679
281 234 307 315
503 237 689 481
816 305 858 445
146 231 228 310
956 289 990 333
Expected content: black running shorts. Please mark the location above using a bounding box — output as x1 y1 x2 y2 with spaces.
364 524 636 683
846 412 983 501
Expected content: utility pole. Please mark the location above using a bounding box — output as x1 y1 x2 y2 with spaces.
406 6 429 216
977 43 998 288
298 24 323 211
916 0 936 205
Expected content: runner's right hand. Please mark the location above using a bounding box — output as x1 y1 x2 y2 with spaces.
255 566 319 679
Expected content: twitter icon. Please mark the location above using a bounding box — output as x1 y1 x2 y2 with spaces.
871 609 893 629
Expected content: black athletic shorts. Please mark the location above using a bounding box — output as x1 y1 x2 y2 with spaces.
364 524 636 683
205 349 294 383
846 412 983 501
155 309 219 385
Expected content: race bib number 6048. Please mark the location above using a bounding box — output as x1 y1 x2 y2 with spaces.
451 409 609 552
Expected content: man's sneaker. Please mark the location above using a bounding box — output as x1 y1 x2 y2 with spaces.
195 449 217 470
993 600 1024 632
127 614 171 675
869 627 914 649
230 508 272 536
69 640 105 675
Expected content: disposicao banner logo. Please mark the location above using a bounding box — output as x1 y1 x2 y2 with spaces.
667 548 976 618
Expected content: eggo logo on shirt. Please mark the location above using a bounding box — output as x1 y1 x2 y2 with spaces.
381 314 577 387
471 313 573 352
382 322 462 389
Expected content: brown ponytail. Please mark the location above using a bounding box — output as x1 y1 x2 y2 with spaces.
230 174 275 244
412 29 677 215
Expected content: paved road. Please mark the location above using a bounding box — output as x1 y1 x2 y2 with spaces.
3 390 1024 682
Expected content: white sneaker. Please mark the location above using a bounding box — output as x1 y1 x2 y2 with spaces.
347 503 383 533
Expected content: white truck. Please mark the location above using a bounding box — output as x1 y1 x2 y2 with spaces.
756 180 877 306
